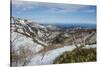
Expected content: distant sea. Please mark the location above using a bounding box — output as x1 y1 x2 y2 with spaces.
54 23 96 30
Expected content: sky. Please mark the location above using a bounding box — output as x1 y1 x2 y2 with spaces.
11 0 96 24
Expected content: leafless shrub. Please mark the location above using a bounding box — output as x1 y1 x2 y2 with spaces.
11 45 34 66
72 32 86 52
11 33 34 66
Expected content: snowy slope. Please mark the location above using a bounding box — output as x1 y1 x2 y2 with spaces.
27 44 96 65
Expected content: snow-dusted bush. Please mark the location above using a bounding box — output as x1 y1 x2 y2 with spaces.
53 48 96 64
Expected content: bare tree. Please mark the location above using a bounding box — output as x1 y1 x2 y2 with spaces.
11 31 34 66
72 32 86 51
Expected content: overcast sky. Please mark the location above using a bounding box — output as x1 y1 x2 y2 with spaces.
11 0 96 24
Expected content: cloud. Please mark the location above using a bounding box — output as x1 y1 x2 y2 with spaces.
12 0 91 13
82 8 96 13
12 0 25 5
12 0 96 16
12 1 96 15
12 0 96 24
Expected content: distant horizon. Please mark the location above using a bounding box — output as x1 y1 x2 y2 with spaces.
11 16 96 25
12 0 96 24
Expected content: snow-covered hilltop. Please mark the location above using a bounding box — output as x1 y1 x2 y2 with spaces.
11 17 70 48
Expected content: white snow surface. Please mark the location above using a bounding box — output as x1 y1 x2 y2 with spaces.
27 44 96 65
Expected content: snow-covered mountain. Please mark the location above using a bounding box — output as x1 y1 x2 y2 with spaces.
11 17 96 66
10 17 68 49
10 17 96 49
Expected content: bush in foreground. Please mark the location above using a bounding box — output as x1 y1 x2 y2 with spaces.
53 48 96 64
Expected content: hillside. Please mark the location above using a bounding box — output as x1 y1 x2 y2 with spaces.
10 17 96 66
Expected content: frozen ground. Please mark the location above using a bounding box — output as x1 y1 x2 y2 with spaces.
27 44 96 65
